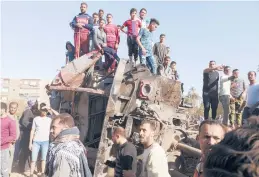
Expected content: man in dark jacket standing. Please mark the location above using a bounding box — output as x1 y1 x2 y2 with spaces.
203 61 224 120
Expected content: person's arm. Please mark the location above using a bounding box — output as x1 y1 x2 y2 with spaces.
120 21 128 34
29 119 36 150
203 65 223 73
220 75 234 83
93 29 101 50
70 16 77 29
52 156 71 177
153 43 158 56
136 29 146 55
103 32 107 46
241 80 246 98
1 119 16 146
65 54 69 64
83 16 93 31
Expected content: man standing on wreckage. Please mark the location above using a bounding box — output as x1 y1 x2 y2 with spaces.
70 2 93 59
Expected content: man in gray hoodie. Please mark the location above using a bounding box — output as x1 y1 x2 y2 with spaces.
45 113 92 177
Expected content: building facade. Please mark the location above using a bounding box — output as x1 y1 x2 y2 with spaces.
0 78 50 104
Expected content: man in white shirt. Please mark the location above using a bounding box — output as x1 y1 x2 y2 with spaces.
138 120 170 177
219 66 235 126
29 105 52 177
241 71 259 125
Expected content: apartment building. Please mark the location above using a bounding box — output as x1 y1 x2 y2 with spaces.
0 78 50 104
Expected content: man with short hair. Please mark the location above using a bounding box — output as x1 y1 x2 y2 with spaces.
70 2 93 58
157 56 172 78
121 8 142 67
138 120 170 177
229 69 246 128
89 12 100 52
29 105 52 177
104 13 120 50
1 102 16 177
193 120 227 177
105 127 137 177
203 61 223 120
139 8 150 28
99 9 106 23
170 61 179 80
136 18 160 74
8 102 19 172
153 34 168 66
219 66 234 126
241 71 259 124
45 113 92 177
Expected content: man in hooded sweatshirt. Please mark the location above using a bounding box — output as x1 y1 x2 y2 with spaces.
45 113 92 177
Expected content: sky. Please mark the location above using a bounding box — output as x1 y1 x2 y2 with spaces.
1 1 259 95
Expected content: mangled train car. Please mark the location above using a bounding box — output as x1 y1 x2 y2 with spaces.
47 51 201 177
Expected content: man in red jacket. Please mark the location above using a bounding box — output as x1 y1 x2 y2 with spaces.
70 2 93 58
1 102 16 177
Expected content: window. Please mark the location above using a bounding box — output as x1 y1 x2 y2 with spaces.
3 79 9 84
29 81 37 86
1 96 8 101
1 87 9 92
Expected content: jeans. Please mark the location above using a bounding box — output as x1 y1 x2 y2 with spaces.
203 92 219 120
141 55 157 74
219 95 230 125
31 141 49 161
242 107 259 125
1 148 9 177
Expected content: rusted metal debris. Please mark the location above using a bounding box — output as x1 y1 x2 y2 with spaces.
48 85 105 95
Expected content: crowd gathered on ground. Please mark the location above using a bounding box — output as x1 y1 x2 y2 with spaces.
1 2 259 177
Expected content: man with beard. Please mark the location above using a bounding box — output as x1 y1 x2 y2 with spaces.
138 120 170 177
105 127 137 177
45 113 92 177
89 12 99 52
70 2 93 58
8 102 19 172
17 100 40 175
1 102 16 177
241 71 259 125
193 120 227 177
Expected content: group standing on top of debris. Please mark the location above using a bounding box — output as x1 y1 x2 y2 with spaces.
65 2 179 80
1 2 259 177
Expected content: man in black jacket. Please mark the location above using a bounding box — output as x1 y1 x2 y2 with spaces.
106 127 137 177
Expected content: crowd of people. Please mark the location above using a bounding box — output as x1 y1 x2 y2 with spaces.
1 2 259 177
65 2 179 79
202 61 259 129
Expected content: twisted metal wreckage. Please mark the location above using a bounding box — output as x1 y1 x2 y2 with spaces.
46 51 202 177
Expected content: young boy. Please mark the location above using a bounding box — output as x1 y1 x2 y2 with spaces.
136 18 160 74
121 8 142 67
